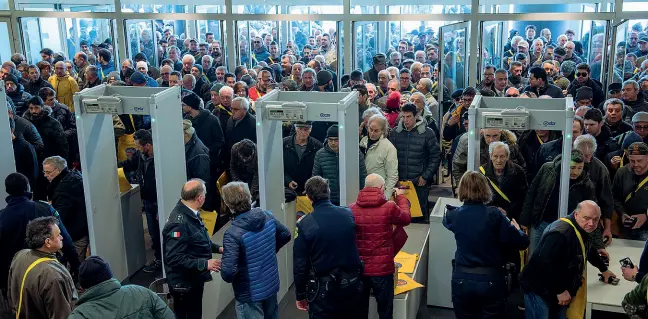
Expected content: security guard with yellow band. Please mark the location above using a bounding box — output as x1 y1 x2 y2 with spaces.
520 201 616 319
612 142 648 240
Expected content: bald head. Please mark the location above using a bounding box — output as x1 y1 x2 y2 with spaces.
54 61 66 77
180 179 206 203
574 200 601 233
365 173 385 188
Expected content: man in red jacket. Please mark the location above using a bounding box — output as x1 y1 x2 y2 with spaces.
350 173 411 319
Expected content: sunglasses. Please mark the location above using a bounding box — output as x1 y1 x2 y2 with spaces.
577 72 588 77
505 94 519 97
609 90 620 94
253 41 261 43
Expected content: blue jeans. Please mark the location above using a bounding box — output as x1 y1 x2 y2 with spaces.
234 295 278 319
524 292 566 319
529 221 551 256
451 275 506 319
143 200 161 261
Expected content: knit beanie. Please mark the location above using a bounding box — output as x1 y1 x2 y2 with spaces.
130 71 147 85
386 91 401 110
561 61 576 77
317 70 332 86
326 125 339 138
4 74 17 86
623 132 644 150
182 92 202 110
193 64 203 75
79 256 113 289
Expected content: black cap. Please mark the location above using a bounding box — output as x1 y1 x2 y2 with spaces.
317 70 332 86
134 52 147 62
350 69 363 80
182 92 202 110
373 53 387 65
451 89 463 99
575 86 593 101
79 256 113 289
628 142 648 155
640 36 648 43
4 74 18 85
326 125 339 138
608 82 622 92
554 47 566 56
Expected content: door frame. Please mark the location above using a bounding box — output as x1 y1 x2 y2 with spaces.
438 20 470 120
606 19 629 91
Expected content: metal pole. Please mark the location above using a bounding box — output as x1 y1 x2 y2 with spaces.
559 102 575 218
467 100 478 172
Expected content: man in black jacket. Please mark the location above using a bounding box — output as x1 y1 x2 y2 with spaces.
10 117 38 187
520 201 615 318
524 66 564 98
622 80 648 122
604 98 633 138
389 103 441 221
293 176 364 318
534 116 584 176
0 173 79 295
39 87 77 164
163 179 222 319
22 96 68 161
5 74 32 116
24 64 52 97
584 108 619 163
567 63 605 108
43 156 88 263
118 129 161 273
612 142 648 240
223 97 256 172
284 121 323 195
182 120 212 210
7 97 44 153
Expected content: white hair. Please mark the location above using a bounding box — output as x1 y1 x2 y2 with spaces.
574 134 598 153
43 156 67 170
367 114 389 136
182 54 195 64
362 107 382 121
365 83 377 91
233 96 250 111
365 173 385 188
488 141 510 156
219 85 234 96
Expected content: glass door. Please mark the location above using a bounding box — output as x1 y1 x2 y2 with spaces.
438 21 470 114
607 20 630 90
479 21 504 71
0 18 15 63
124 20 158 66
20 17 65 63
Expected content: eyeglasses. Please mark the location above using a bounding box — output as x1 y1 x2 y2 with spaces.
609 90 620 94
505 94 519 97
635 125 648 131
576 72 588 77
253 41 261 44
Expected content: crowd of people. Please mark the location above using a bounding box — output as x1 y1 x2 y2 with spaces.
3 21 648 319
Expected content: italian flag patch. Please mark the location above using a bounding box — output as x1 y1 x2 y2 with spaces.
172 232 181 238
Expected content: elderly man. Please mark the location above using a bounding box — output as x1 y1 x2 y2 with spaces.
157 65 172 87
603 98 632 138
312 125 367 205
520 201 615 318
48 61 79 112
73 52 89 87
390 103 441 221
350 174 410 318
283 121 323 194
162 179 223 319
8 216 78 318
622 80 648 122
181 54 195 76
360 114 399 199
493 68 509 97
505 87 520 97
366 83 378 102
612 142 648 240
223 97 257 170
43 155 88 262
564 41 583 64
416 77 439 111
300 68 316 91
452 128 526 189
220 181 291 318
376 70 391 98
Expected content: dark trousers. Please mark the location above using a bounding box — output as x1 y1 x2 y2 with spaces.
308 278 364 319
451 274 507 319
171 284 204 319
143 200 161 260
359 274 394 319
414 184 430 223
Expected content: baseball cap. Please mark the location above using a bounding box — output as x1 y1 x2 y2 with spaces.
627 142 648 155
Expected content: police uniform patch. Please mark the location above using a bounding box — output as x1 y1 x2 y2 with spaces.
172 231 181 238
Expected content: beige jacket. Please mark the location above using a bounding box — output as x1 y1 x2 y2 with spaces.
360 135 399 199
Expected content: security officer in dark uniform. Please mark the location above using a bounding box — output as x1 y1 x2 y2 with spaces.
162 179 222 319
293 176 364 319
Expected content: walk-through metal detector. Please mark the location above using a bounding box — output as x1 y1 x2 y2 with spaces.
255 89 360 300
467 96 575 217
74 85 186 280
0 81 15 209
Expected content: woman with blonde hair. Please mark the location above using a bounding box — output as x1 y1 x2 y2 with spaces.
443 171 529 318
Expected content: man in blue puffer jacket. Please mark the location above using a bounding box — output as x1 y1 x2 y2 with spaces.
220 181 292 318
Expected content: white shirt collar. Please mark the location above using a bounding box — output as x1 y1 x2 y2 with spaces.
183 202 200 216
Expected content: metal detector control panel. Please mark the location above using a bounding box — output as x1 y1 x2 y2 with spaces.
82 96 123 114
266 102 307 121
482 109 530 130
